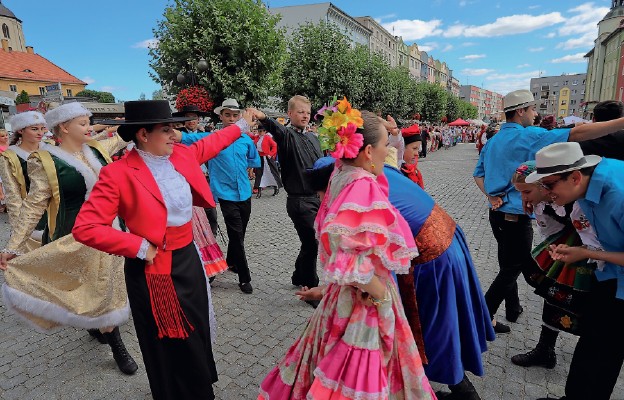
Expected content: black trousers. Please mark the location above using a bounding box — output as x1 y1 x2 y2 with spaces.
420 141 427 158
219 198 252 283
484 210 533 319
253 156 283 189
286 195 320 288
565 278 624 400
125 243 216 400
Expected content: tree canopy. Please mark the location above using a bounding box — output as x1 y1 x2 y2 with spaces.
75 89 115 103
150 0 286 106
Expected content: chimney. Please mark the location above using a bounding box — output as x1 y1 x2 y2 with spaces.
1 39 8 52
26 46 34 54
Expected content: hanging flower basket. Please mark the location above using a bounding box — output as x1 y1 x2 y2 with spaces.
175 86 214 113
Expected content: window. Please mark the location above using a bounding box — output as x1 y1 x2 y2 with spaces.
9 85 16 92
581 89 585 95
66 89 73 97
561 100 567 105
570 99 577 105
560 110 566 115
564 80 569 85
2 24 9 39
573 80 578 85
553 91 557 96
554 81 559 87
39 87 45 95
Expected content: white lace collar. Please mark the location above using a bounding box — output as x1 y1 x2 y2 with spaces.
45 144 103 200
136 148 170 162
534 201 566 217
9 142 51 161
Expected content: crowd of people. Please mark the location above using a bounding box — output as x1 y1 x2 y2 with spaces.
0 89 621 400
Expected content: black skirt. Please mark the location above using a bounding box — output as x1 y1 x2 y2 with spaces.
125 242 217 400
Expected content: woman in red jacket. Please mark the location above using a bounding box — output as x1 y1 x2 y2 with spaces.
253 125 282 198
72 100 253 400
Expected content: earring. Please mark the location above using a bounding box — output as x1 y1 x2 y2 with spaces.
371 163 375 170
143 138 147 142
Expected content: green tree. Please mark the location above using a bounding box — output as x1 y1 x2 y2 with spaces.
418 82 447 122
150 0 286 106
281 21 353 110
446 95 460 122
152 89 166 100
458 100 478 119
15 90 29 105
139 92 146 101
75 89 115 103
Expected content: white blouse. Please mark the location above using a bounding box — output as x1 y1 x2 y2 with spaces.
135 148 193 259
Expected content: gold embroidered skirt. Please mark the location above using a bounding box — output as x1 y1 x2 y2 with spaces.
2 233 130 331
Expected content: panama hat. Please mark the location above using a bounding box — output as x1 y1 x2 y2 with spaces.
100 100 192 142
503 90 538 112
214 98 241 114
525 142 601 184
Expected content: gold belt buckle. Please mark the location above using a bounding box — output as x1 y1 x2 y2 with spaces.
504 213 519 222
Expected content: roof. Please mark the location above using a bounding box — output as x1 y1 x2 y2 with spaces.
0 1 20 22
0 49 86 85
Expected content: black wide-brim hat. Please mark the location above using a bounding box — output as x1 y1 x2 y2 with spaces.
100 100 192 142
172 104 209 117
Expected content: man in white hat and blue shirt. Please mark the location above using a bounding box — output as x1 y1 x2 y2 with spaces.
527 142 624 400
208 99 260 294
473 89 624 334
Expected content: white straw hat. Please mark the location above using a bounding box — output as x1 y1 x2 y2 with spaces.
503 90 538 112
525 142 601 183
214 98 241 114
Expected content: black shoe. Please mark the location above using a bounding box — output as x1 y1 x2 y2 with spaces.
291 275 302 287
273 187 279 196
256 188 262 199
305 299 320 309
208 276 215 283
239 282 253 294
511 345 557 369
506 306 524 323
440 375 480 400
103 327 138 375
87 329 107 344
493 321 511 334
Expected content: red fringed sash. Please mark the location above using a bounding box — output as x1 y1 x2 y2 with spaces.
145 222 195 339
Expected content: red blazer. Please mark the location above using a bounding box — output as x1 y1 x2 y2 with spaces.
72 125 242 259
253 134 277 157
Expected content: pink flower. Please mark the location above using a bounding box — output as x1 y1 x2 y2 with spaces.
330 123 363 159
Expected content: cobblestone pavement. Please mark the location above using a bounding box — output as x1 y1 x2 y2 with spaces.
0 143 622 400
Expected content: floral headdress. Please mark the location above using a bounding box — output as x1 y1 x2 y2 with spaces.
316 96 364 159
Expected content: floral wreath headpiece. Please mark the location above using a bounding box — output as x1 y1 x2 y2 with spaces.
316 96 364 159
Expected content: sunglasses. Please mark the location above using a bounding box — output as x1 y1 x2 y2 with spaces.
539 176 566 191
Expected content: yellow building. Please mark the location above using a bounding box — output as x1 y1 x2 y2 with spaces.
0 1 86 98
558 87 571 118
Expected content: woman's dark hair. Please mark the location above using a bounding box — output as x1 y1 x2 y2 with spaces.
10 131 21 145
125 124 157 145
342 110 383 161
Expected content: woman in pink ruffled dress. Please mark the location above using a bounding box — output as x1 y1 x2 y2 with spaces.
257 99 435 400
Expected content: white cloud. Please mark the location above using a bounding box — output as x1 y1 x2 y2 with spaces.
444 12 564 38
460 54 486 60
551 53 588 63
132 39 159 49
81 76 95 85
442 44 454 52
558 2 610 37
461 42 477 47
100 86 127 93
382 19 443 41
517 63 531 68
528 5 540 9
374 13 396 22
529 47 545 52
545 32 557 38
461 68 495 76
486 70 541 81
557 31 596 50
418 42 438 52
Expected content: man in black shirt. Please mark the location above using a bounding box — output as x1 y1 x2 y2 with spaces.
250 96 323 303
581 100 624 159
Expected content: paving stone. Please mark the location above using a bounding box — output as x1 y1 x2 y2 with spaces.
0 143 622 399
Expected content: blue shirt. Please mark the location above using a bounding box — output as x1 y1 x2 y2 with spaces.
577 158 624 299
473 123 569 214
180 131 210 145
207 133 260 202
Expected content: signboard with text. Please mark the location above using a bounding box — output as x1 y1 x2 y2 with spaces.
44 82 63 102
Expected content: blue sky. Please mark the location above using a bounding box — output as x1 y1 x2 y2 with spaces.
4 0 611 100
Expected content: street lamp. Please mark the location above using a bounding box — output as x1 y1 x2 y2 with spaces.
177 58 209 86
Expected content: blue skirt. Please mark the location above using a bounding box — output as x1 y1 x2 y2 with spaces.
413 226 495 385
